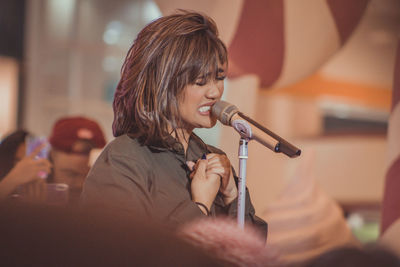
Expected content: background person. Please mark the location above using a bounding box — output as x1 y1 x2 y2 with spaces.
0 130 51 202
47 116 106 204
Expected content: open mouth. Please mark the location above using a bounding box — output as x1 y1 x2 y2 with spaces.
198 106 211 113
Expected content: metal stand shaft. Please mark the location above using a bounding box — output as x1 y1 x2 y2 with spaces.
237 138 249 228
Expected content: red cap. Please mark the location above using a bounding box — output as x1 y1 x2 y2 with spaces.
49 116 106 154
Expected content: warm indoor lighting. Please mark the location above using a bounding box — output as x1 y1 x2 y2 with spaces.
0 57 18 138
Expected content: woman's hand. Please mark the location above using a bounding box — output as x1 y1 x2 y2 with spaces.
0 144 52 200
187 153 238 211
205 153 238 205
8 143 52 185
187 156 220 213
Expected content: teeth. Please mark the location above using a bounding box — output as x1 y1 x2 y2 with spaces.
198 106 211 112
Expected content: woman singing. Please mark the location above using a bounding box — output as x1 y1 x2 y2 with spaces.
81 11 267 236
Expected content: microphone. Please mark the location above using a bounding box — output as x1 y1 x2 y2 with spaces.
212 100 301 158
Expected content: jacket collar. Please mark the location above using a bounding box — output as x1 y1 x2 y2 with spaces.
145 133 209 159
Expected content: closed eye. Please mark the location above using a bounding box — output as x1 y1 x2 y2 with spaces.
195 76 225 86
195 79 207 86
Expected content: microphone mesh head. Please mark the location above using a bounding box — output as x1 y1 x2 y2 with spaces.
211 101 239 125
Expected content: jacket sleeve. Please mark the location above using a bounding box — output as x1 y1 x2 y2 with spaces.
213 167 268 240
80 147 154 220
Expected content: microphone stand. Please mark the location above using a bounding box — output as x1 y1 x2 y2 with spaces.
212 100 301 226
231 119 254 228
237 138 249 228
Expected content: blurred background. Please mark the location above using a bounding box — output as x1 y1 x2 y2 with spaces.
1 0 399 253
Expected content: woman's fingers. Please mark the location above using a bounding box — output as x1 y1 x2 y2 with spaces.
206 154 238 203
189 156 220 209
28 143 47 159
186 161 196 172
14 157 51 183
206 166 225 180
188 153 237 206
187 157 208 179
188 153 230 185
206 154 230 168
206 155 230 181
193 158 208 178
35 158 52 173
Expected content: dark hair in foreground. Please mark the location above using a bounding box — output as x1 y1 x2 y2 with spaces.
0 130 29 180
0 204 224 266
112 11 228 146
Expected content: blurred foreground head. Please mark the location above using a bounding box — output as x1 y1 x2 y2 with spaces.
0 204 224 266
48 116 106 197
179 218 279 266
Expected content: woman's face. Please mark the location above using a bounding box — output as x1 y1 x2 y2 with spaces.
178 67 226 131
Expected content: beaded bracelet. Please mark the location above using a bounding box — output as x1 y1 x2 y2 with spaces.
195 202 210 216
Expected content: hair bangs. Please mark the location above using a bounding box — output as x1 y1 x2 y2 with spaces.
180 31 228 86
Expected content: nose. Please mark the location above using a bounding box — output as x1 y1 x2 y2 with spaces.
205 80 223 99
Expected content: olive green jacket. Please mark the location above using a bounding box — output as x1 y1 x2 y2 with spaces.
81 134 267 237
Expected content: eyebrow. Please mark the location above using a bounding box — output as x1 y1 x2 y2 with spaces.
197 68 226 79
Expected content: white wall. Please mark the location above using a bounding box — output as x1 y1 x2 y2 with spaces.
0 57 18 137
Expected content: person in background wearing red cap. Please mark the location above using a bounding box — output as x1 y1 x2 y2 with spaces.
47 116 106 204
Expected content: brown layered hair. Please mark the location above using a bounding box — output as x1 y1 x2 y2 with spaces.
112 11 228 146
